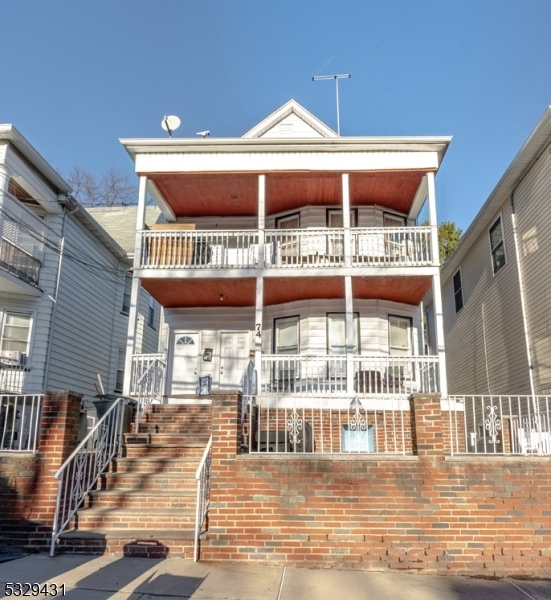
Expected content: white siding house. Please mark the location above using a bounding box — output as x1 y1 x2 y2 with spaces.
0 125 159 410
429 106 551 396
121 99 451 407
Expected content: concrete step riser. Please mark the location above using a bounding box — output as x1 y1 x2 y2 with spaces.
76 516 195 530
112 462 199 474
137 425 211 434
101 480 196 493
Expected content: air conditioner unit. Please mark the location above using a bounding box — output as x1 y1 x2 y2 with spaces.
0 351 26 366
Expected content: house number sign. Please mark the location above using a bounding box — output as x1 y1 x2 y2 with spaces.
256 323 261 338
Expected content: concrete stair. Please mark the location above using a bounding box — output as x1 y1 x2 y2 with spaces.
56 404 211 558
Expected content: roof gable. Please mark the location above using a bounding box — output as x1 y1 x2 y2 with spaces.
242 99 338 139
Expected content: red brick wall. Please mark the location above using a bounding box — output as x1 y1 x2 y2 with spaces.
0 391 82 551
206 393 551 577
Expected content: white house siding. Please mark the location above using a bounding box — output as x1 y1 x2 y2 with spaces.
441 200 530 395
258 113 325 139
44 213 129 408
513 146 551 394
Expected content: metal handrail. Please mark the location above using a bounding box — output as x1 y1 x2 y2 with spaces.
194 434 213 562
132 355 166 432
50 397 127 556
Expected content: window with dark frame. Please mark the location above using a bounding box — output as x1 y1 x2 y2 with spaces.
147 296 155 328
453 269 464 313
273 316 299 354
114 347 125 393
489 217 506 274
121 274 131 315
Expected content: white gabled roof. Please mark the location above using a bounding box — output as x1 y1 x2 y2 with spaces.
242 99 338 139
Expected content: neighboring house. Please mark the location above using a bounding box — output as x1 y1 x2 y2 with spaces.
427 106 551 396
0 125 159 410
121 99 451 411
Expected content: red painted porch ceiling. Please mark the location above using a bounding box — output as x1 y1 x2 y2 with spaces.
352 276 432 305
142 274 431 308
148 170 428 218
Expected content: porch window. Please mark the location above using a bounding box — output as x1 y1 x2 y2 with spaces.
389 316 412 356
383 212 406 227
326 209 357 228
275 212 300 229
274 316 299 354
453 269 464 313
114 347 125 393
0 312 31 363
326 313 360 354
148 295 156 328
489 216 506 274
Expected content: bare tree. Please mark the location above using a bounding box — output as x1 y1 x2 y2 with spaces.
67 166 137 207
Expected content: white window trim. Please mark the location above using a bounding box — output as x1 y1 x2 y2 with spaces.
388 315 413 356
0 311 33 364
453 268 464 313
273 315 300 354
326 312 360 354
488 214 507 275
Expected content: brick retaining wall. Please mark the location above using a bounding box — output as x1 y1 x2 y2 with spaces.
205 393 551 577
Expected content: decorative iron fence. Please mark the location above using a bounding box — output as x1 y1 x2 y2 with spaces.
259 355 440 396
447 395 551 456
194 435 212 562
0 394 42 452
50 397 129 555
130 353 166 432
244 396 410 455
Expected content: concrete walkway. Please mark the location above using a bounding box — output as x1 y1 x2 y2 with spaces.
0 554 550 599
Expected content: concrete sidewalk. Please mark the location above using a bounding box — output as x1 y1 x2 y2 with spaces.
0 554 550 600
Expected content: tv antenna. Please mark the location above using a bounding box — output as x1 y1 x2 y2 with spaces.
161 115 181 138
312 74 350 135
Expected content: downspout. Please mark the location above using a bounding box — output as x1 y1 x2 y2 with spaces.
510 191 536 399
42 203 70 390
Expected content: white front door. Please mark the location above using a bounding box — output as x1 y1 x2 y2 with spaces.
219 332 249 390
171 332 200 394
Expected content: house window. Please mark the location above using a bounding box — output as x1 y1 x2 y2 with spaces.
114 347 125 393
326 209 358 228
388 316 412 356
148 296 155 328
383 212 406 228
326 313 360 354
121 274 131 315
274 316 299 354
0 312 31 363
275 212 300 229
489 217 506 274
453 269 464 313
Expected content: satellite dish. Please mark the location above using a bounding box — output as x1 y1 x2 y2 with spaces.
161 115 181 138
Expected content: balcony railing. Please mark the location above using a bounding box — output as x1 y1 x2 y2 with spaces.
260 354 440 396
0 394 43 452
0 193 45 287
138 227 433 271
447 395 551 456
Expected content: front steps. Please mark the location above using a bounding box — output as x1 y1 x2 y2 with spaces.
56 404 211 558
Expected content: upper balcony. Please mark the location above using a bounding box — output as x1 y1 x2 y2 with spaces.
137 226 434 274
0 192 45 292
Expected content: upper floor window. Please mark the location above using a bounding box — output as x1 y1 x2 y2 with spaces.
121 274 131 315
274 316 299 354
114 347 125 393
453 269 464 313
326 313 360 354
489 217 506 274
388 315 412 356
326 209 358 228
275 212 300 229
148 296 156 328
383 212 406 228
0 312 31 363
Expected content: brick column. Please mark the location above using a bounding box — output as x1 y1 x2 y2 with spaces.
409 393 447 457
210 391 241 461
31 391 82 536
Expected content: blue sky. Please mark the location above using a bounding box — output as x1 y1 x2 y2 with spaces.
1 0 550 231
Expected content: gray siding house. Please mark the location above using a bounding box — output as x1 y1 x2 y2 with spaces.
0 125 159 410
426 106 551 396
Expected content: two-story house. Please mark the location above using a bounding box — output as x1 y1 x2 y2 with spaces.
0 125 159 419
121 100 451 446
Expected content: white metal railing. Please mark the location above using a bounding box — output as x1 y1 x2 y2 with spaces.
130 353 166 432
140 229 259 269
246 396 410 455
0 361 28 393
194 434 212 562
353 355 440 395
137 227 433 271
351 227 432 266
0 394 42 452
50 397 128 555
260 355 439 395
265 229 345 267
448 395 551 456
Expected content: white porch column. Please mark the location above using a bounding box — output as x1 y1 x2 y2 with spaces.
122 175 148 396
427 172 448 397
345 275 355 394
341 173 351 267
254 175 266 391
